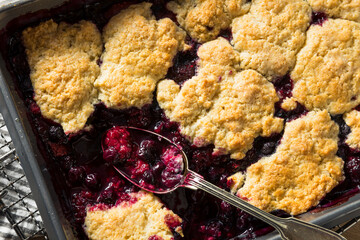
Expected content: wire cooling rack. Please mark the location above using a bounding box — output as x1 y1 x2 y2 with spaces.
333 217 360 237
0 114 47 240
0 113 358 239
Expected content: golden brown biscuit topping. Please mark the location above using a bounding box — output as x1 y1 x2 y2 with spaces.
95 2 188 110
292 19 360 114
344 110 360 149
236 110 344 215
157 38 283 160
231 0 311 79
22 20 102 133
168 0 250 43
281 97 298 111
84 191 183 240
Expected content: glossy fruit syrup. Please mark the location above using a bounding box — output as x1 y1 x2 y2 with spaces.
0 1 359 239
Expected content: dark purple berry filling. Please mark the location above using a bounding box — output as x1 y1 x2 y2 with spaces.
275 101 308 122
346 157 360 184
166 40 199 86
272 74 308 121
85 173 101 190
272 74 293 100
311 12 328 26
138 139 157 161
219 28 233 42
0 1 359 240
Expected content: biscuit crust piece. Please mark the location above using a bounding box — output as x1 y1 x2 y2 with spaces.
232 0 311 79
157 38 283 160
281 97 298 111
308 0 360 22
84 191 183 240
22 20 102 133
228 172 245 194
292 19 360 114
344 110 360 149
168 0 250 43
237 110 344 215
95 2 187 110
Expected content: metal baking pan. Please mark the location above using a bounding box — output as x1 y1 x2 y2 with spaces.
0 0 359 239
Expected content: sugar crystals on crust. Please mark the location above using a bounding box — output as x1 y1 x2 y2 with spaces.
292 19 360 115
84 191 183 240
231 0 311 79
95 2 188 110
236 110 344 215
344 110 360 149
157 38 283 160
308 0 360 22
168 0 250 43
22 20 102 133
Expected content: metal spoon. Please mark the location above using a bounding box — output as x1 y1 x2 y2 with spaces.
112 127 346 240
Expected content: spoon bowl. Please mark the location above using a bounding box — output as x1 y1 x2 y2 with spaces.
103 126 346 240
103 126 191 194
112 126 190 194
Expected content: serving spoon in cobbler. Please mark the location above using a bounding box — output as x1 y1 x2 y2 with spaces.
103 126 346 240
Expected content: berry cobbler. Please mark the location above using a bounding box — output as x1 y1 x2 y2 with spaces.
2 0 360 239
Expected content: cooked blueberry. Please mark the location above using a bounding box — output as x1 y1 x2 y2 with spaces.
103 147 118 163
261 142 277 155
142 169 154 183
68 167 85 184
161 168 182 188
97 188 116 204
138 140 156 161
272 75 293 101
339 122 351 137
96 181 119 204
152 161 166 177
85 173 101 189
49 125 65 142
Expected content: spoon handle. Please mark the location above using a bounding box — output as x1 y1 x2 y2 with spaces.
183 170 346 240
